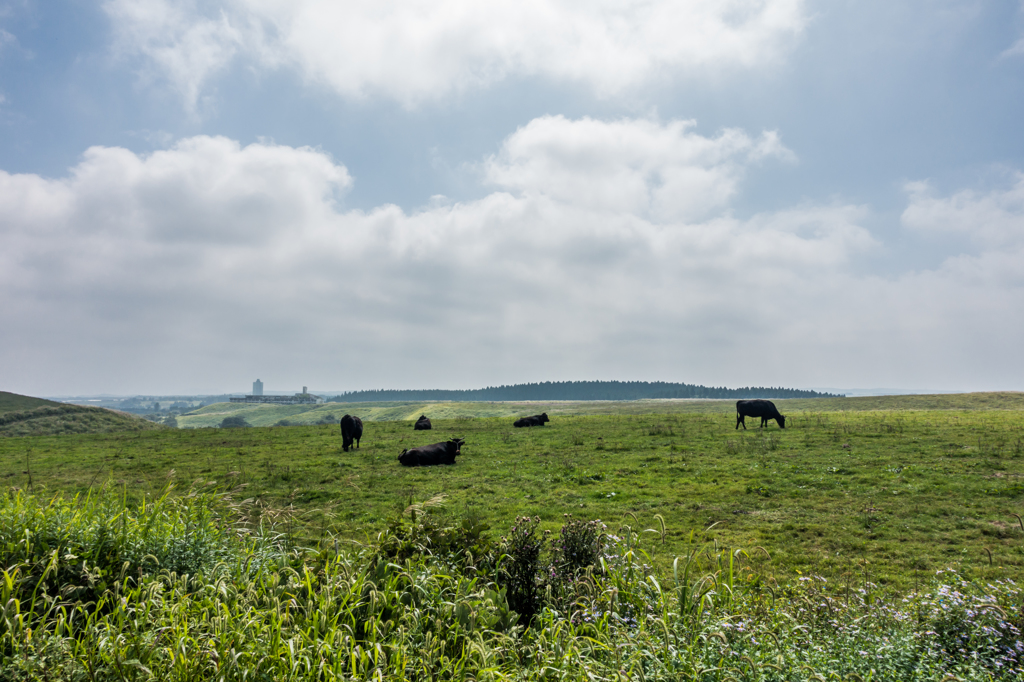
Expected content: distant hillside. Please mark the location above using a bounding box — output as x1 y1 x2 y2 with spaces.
0 391 63 414
330 380 842 403
0 402 169 437
178 391 1024 428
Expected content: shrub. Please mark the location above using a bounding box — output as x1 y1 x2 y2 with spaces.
550 515 603 579
546 515 605 614
220 416 250 428
497 516 544 622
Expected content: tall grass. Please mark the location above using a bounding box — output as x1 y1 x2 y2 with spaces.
1 488 1021 680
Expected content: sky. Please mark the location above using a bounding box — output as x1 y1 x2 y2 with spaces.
1 0 1023 397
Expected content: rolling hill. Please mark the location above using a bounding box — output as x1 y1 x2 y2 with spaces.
0 391 169 437
0 391 63 413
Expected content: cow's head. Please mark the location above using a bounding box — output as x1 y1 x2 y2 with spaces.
539 413 549 423
777 415 786 429
449 438 465 453
397 449 412 465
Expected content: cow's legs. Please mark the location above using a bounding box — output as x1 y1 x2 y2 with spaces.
736 414 746 429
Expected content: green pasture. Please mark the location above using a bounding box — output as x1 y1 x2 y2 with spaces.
4 396 1024 591
176 390 1024 428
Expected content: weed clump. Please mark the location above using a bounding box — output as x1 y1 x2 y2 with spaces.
497 516 544 621
550 515 603 578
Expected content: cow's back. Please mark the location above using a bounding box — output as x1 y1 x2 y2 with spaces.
737 400 779 417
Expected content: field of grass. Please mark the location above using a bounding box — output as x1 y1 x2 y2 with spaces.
176 391 1024 429
4 395 1023 591
3 394 1024 679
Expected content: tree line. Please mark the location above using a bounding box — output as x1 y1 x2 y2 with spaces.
329 380 842 403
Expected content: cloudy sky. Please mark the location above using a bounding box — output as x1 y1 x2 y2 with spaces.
2 0 1023 396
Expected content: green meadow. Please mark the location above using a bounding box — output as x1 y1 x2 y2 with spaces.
175 390 1024 428
3 393 1024 679
4 394 1023 589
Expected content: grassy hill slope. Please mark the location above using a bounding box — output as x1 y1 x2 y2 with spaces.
0 391 63 414
177 391 1024 428
0 403 169 437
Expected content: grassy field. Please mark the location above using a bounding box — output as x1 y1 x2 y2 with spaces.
4 393 1023 590
177 390 1024 428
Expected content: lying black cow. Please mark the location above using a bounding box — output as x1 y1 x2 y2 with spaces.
398 438 465 466
414 414 432 430
340 414 363 451
513 413 550 428
736 400 786 429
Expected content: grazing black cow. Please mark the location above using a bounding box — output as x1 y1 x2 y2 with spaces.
398 438 465 466
340 414 363 451
414 414 432 430
736 400 786 429
513 413 550 428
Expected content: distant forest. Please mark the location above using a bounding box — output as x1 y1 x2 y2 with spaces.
329 381 842 402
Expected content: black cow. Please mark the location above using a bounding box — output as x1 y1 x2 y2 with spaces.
513 413 550 428
398 438 465 466
414 414 432 430
736 400 786 429
340 414 363 451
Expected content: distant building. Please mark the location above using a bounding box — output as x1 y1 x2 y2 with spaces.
230 384 324 405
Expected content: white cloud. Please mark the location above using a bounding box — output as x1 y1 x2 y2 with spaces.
105 0 249 112
103 0 808 109
0 28 15 52
484 115 795 222
3 117 1023 394
902 173 1024 248
1001 1 1024 58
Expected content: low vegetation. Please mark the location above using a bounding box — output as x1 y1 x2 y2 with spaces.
1 485 1021 680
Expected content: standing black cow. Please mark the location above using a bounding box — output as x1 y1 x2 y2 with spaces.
513 413 550 428
398 438 465 466
414 415 432 430
736 400 786 429
340 414 363 451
